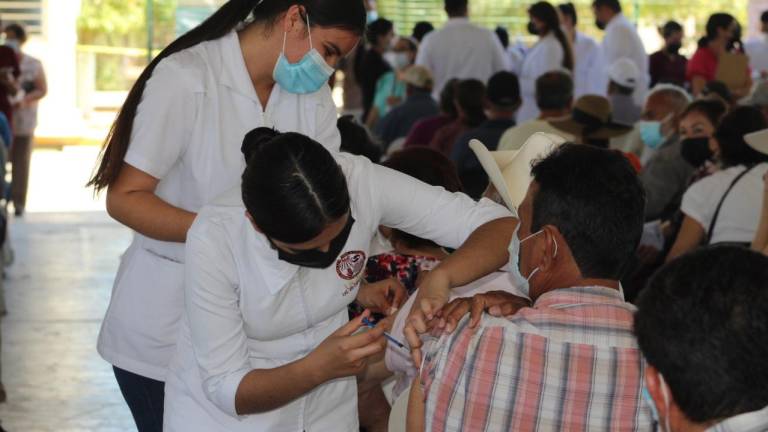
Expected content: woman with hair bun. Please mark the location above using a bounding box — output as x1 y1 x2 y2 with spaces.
163 127 515 430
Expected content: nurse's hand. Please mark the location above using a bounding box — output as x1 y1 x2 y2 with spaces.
404 268 452 366
435 291 531 334
308 311 387 383
356 278 407 316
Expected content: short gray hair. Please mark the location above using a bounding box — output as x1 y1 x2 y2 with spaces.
645 84 692 114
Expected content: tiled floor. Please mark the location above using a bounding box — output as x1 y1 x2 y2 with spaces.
0 147 137 431
0 212 135 431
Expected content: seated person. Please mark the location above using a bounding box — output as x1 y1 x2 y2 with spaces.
746 128 768 255
634 246 768 432
608 58 642 126
404 79 459 148
375 66 439 150
637 84 693 221
338 115 383 163
428 79 487 157
409 143 652 431
497 70 575 151
667 106 768 262
366 36 419 129
549 94 638 171
451 71 521 199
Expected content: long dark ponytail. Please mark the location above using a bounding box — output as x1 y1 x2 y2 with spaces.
88 0 366 191
698 13 736 49
529 1 574 71
241 128 350 243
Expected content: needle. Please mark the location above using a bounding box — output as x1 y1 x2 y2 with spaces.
362 317 409 351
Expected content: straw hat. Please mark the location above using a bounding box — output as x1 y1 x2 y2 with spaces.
470 132 567 213
744 128 768 156
549 95 632 140
400 65 433 90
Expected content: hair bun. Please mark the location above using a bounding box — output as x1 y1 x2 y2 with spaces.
242 127 281 161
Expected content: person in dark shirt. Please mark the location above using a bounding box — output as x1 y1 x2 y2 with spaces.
649 21 688 88
357 18 394 121
0 17 20 126
404 78 459 148
375 65 438 150
451 71 520 198
429 79 486 157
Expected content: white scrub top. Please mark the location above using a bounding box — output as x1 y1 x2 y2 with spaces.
573 31 607 98
163 153 511 431
517 33 565 123
745 36 768 79
97 31 342 381
601 14 649 105
415 17 509 100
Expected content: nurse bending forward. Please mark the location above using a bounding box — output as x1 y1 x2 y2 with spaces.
163 128 516 431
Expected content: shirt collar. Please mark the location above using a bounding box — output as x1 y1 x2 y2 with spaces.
606 13 628 32
445 17 470 26
219 31 261 103
706 405 768 432
534 285 627 309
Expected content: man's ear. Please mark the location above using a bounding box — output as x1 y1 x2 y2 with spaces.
537 224 561 272
245 211 263 233
645 364 671 421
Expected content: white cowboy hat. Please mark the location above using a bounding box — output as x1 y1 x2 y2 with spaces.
470 132 567 213
744 128 768 156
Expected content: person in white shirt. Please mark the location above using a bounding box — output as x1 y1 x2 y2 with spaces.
415 0 508 100
667 106 768 263
163 127 515 431
593 0 649 105
517 1 575 123
558 2 606 97
745 11 768 80
498 70 576 151
87 2 369 430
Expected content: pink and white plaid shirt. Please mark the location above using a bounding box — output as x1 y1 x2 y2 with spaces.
421 286 653 432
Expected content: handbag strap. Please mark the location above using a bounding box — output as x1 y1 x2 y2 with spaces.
706 165 757 245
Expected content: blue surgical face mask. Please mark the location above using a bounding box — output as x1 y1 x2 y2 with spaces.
639 115 672 150
507 224 557 297
273 14 335 95
642 374 672 432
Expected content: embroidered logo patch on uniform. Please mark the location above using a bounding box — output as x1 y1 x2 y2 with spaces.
336 251 366 280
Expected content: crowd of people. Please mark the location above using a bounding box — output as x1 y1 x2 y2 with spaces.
0 0 764 431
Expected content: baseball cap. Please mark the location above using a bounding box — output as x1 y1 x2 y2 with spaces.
487 71 521 109
608 58 640 89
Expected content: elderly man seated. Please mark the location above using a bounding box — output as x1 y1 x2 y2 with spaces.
634 246 768 432
406 143 652 431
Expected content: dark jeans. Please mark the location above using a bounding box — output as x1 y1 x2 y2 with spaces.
113 367 165 432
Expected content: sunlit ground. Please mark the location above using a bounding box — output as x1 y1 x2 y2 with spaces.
0 146 135 431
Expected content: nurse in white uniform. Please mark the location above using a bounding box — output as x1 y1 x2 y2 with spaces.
163 128 515 431
517 2 575 123
87 1 367 430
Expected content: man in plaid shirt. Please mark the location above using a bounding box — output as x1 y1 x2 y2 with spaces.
408 144 653 431
635 247 768 432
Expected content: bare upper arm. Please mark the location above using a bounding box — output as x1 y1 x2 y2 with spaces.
666 215 705 263
106 163 160 213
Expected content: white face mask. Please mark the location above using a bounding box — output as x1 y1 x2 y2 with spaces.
383 51 410 70
507 224 557 297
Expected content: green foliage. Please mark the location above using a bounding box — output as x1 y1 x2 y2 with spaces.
77 0 180 90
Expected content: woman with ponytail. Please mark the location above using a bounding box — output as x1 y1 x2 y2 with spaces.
517 1 574 123
89 1 366 430
162 127 514 430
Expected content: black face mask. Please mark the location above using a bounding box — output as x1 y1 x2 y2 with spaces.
527 21 539 36
680 137 713 167
269 215 355 269
666 42 682 54
595 19 606 31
